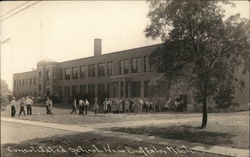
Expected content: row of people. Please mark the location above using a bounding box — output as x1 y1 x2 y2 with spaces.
10 96 34 117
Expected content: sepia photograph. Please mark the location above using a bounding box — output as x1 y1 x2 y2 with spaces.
0 0 249 157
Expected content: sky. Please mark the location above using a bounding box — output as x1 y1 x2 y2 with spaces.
0 0 249 91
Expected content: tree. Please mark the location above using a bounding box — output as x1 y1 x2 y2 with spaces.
145 0 250 128
0 80 11 110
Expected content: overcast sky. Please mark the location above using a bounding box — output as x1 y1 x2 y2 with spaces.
0 1 249 90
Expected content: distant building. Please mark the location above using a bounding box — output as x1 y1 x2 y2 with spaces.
13 39 249 110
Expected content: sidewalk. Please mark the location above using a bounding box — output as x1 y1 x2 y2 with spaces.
1 117 249 157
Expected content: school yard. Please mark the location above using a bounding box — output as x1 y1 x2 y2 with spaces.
1 104 249 157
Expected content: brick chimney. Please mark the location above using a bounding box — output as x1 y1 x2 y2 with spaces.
94 38 102 56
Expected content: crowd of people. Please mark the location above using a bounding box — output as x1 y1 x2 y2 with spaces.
70 96 185 115
9 95 185 117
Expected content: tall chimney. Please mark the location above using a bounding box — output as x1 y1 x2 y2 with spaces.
94 38 102 56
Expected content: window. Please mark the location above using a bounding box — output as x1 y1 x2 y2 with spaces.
120 82 124 97
22 80 24 85
39 84 41 90
119 59 129 74
46 70 51 81
97 84 105 100
80 85 86 96
65 68 71 80
97 63 105 77
59 87 63 98
72 85 78 97
120 60 124 74
131 81 141 97
144 56 151 72
107 83 110 98
14 80 16 87
124 60 129 74
131 57 141 73
30 78 32 85
107 61 114 76
88 84 95 98
144 81 150 97
19 80 21 86
125 81 129 97
72 67 79 79
39 71 41 77
80 66 87 78
26 79 28 85
59 69 63 80
64 86 70 97
88 64 96 77
33 78 36 85
111 82 118 98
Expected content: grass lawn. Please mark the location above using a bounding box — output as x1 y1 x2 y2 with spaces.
107 112 249 149
1 131 230 157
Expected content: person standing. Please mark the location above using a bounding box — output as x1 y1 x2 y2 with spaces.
71 98 77 114
85 98 89 115
79 98 84 115
124 98 129 113
174 97 180 112
10 98 16 117
18 98 26 116
48 99 53 115
129 98 134 113
45 97 51 115
138 98 144 113
93 97 99 115
107 98 112 113
103 98 108 114
26 96 33 115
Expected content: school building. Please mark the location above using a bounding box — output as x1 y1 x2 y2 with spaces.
13 39 250 110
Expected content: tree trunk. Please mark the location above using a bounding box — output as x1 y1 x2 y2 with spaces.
201 99 207 128
201 82 208 128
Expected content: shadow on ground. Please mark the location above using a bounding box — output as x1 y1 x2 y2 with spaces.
109 125 237 148
1 132 228 157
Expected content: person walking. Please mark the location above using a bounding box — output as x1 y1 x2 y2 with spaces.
18 98 26 116
84 98 89 115
71 98 77 114
93 97 99 115
26 96 33 115
10 97 16 117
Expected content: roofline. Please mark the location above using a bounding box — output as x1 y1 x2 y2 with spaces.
60 43 163 64
13 70 37 75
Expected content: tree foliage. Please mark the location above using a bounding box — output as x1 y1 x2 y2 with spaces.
1 80 11 110
145 0 250 128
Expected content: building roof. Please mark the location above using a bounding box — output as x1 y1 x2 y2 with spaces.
60 43 162 64
37 58 57 65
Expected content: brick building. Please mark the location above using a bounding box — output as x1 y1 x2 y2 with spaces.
13 39 249 110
